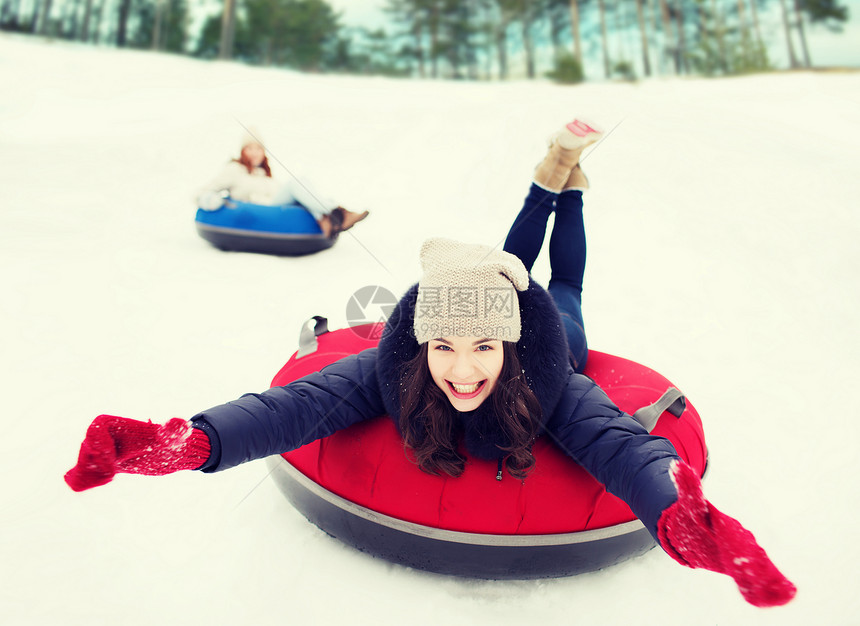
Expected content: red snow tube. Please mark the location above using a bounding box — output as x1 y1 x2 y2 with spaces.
267 322 707 579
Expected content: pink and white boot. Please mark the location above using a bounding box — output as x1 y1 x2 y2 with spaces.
553 119 603 150
535 119 602 192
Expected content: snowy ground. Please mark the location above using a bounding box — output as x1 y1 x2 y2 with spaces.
2 33 859 625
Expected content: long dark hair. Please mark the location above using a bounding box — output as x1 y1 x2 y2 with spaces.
398 342 543 479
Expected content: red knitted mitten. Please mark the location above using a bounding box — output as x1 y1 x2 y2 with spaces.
65 415 211 492
657 461 796 607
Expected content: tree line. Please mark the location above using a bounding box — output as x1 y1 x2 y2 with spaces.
0 0 849 80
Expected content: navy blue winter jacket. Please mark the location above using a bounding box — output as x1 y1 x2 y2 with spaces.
191 280 681 541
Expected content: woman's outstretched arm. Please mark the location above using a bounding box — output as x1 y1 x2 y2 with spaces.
65 348 385 490
546 374 795 607
193 348 384 472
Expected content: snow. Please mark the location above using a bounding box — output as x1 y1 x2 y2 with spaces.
2 33 859 625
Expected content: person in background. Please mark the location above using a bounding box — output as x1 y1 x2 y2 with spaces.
197 129 369 237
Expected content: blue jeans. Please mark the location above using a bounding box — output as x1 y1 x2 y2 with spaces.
503 184 588 372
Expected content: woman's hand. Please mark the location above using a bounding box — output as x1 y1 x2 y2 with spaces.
657 461 796 607
197 190 228 210
64 415 211 492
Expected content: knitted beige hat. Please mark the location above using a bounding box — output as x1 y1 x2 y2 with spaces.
413 238 530 344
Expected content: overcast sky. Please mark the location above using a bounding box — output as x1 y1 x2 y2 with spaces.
329 0 388 29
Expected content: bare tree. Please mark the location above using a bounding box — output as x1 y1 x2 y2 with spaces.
778 0 800 67
36 0 52 35
80 0 94 41
116 0 132 46
634 0 652 76
712 0 728 72
793 0 812 66
568 0 583 64
494 0 519 79
658 0 677 73
91 0 106 42
748 0 766 60
519 0 537 77
597 0 610 78
675 0 689 73
220 0 237 59
152 0 163 50
735 0 751 60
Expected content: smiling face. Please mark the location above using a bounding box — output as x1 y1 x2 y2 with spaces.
426 336 504 412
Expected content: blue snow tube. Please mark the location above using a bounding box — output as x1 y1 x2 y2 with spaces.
195 200 336 256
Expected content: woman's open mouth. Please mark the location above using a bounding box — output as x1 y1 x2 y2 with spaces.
446 380 486 399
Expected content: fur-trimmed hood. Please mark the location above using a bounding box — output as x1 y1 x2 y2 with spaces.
376 277 572 460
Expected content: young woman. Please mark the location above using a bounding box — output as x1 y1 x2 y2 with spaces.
68 121 795 608
197 129 369 237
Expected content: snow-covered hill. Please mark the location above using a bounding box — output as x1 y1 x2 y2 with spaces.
2 33 859 625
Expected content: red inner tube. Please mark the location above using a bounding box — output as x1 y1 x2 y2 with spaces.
273 323 707 535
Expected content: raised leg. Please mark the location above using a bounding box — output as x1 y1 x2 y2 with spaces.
505 121 600 371
548 190 588 372
502 183 556 273
549 190 586 293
